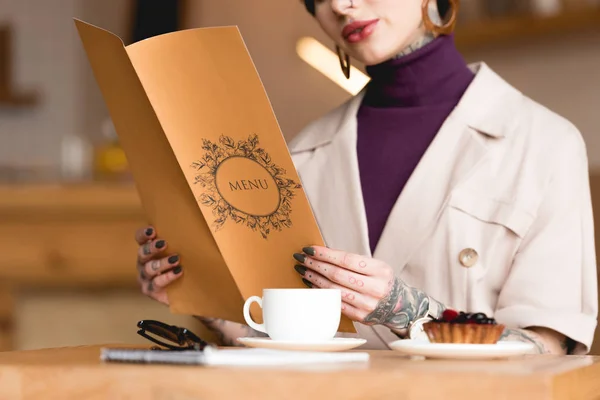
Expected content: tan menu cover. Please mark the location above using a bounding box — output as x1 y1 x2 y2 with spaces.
74 19 354 333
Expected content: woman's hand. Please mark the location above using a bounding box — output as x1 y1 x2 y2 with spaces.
293 246 431 332
135 226 183 305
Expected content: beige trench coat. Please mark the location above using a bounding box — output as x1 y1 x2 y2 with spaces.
288 63 598 354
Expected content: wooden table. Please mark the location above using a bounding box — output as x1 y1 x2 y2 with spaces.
0 345 599 399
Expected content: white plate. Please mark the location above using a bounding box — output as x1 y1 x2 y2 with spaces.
389 340 535 360
236 337 367 352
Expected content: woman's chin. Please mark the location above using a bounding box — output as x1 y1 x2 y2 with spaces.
349 34 422 65
348 41 404 66
352 51 396 67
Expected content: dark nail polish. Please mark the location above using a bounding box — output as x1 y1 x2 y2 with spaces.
145 228 154 236
173 266 182 274
293 253 305 263
302 247 316 256
168 255 179 264
294 265 307 276
302 278 313 288
155 240 166 249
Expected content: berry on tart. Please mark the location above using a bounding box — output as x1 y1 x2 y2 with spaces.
423 309 505 344
440 309 459 322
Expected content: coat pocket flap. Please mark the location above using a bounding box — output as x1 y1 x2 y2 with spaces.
448 189 535 239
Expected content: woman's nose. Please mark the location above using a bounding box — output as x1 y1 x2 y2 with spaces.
330 0 354 16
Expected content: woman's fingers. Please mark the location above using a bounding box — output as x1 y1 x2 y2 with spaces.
299 246 382 275
141 254 180 279
151 268 183 291
134 225 181 306
135 226 156 245
296 265 377 311
294 253 387 297
138 238 168 264
139 266 183 305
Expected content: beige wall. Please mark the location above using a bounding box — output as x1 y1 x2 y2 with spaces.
0 0 132 178
74 0 132 146
462 34 600 166
0 0 79 172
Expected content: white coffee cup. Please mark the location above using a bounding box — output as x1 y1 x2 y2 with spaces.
243 288 341 342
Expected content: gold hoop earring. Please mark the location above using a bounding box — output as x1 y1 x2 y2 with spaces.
336 45 351 79
422 0 459 37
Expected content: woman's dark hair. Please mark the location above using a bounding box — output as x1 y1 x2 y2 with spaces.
304 0 315 15
303 0 452 17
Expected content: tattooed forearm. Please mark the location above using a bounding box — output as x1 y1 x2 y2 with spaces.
243 325 268 338
499 328 549 354
362 277 445 331
361 275 569 354
198 317 267 347
500 327 572 355
200 318 236 347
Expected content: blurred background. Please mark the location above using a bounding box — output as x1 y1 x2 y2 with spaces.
0 0 599 353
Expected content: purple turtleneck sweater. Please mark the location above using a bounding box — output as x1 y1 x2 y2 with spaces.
357 34 474 254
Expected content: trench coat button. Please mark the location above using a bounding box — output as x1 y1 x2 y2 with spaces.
459 248 478 268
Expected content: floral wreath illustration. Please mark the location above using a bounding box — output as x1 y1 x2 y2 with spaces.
190 134 302 239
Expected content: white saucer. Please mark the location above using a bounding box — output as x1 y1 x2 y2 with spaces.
389 340 535 360
236 337 367 352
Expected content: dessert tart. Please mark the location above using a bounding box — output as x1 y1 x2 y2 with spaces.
423 310 505 344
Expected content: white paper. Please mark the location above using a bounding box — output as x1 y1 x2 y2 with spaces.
100 346 370 368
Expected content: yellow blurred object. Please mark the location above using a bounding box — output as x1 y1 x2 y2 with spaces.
94 119 131 181
94 142 130 181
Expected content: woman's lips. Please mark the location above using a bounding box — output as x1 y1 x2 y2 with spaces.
342 19 379 44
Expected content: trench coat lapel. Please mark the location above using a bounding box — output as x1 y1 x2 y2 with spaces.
372 114 489 271
373 63 521 274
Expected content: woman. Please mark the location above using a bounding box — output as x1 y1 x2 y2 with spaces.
134 0 597 354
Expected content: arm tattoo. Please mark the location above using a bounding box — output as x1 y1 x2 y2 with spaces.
560 338 569 353
199 317 267 347
243 325 268 338
498 328 549 354
205 318 237 347
365 278 569 355
363 277 567 353
362 277 445 330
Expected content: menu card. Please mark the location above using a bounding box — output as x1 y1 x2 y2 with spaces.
74 19 355 333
